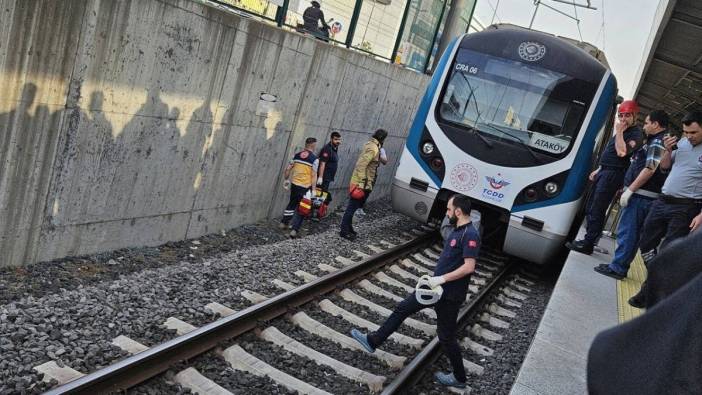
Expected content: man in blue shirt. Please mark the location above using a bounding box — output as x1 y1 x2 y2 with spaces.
567 100 644 255
594 110 669 280
350 194 479 390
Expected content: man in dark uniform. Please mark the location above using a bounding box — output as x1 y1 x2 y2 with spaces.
302 1 329 38
566 100 644 254
628 110 702 307
594 110 669 280
350 194 479 390
317 131 342 204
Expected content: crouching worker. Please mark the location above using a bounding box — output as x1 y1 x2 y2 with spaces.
351 194 479 390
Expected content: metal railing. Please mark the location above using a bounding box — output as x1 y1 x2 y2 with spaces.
199 0 478 74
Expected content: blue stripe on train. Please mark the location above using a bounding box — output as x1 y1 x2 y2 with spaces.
404 38 459 187
512 73 616 212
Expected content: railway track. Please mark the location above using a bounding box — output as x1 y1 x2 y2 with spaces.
38 227 532 394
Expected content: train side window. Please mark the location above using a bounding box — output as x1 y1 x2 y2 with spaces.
562 102 586 138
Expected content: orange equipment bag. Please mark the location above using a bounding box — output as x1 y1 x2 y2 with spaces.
297 190 313 216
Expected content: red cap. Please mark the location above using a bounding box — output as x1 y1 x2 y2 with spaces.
618 100 639 114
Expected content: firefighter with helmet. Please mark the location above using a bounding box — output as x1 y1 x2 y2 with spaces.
566 99 644 255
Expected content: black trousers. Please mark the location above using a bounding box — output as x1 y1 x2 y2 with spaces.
639 199 701 254
282 184 308 224
583 168 626 245
367 293 466 383
632 199 701 305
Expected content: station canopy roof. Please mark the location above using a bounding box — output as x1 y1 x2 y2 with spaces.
633 0 702 129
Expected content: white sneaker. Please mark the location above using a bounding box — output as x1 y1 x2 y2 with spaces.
355 208 366 217
289 229 298 238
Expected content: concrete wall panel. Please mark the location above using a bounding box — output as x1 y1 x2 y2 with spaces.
0 0 430 267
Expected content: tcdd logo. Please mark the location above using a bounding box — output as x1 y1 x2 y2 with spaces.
482 189 505 200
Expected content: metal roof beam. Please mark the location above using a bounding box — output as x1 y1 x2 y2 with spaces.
653 54 700 73
640 80 702 104
637 91 691 115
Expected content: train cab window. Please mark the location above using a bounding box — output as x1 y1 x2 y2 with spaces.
437 48 597 166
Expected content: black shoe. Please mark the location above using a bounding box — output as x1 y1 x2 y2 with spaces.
350 228 358 236
565 240 594 255
340 232 357 241
594 264 625 280
628 294 646 309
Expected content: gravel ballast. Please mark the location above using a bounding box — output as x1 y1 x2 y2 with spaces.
0 200 422 394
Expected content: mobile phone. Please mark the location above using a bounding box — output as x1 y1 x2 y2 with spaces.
665 133 678 150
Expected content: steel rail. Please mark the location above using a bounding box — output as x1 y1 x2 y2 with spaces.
381 260 514 394
45 232 437 394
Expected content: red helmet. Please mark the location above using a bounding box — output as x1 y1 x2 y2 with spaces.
618 100 639 114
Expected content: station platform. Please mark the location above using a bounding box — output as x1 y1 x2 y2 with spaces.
510 235 646 395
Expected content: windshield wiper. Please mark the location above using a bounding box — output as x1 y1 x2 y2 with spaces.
480 122 542 164
471 124 495 148
459 74 494 149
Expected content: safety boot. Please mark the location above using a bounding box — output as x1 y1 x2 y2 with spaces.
565 239 594 255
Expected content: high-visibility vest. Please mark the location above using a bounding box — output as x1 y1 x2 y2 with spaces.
290 149 317 188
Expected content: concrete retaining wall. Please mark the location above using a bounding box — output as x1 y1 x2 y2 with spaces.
0 0 429 267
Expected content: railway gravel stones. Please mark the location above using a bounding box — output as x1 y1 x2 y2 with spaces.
286 313 406 370
316 299 423 350
259 327 386 392
0 200 422 393
223 345 330 395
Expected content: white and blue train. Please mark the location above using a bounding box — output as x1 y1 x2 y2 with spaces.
392 24 618 264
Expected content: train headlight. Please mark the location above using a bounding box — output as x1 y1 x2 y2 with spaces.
422 142 435 155
430 157 444 170
544 181 559 197
524 187 538 202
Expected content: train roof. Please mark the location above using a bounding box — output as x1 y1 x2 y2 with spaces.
457 24 610 84
485 23 610 68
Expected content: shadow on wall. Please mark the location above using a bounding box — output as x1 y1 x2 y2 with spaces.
0 81 291 266
1 84 405 269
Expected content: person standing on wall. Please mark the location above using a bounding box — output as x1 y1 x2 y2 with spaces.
339 129 388 240
280 137 318 232
566 100 644 255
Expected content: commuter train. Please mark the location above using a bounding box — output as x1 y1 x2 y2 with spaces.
392 24 618 264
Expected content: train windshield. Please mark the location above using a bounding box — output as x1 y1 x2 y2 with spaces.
439 48 590 161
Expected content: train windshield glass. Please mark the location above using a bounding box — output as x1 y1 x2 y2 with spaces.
439 48 588 158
